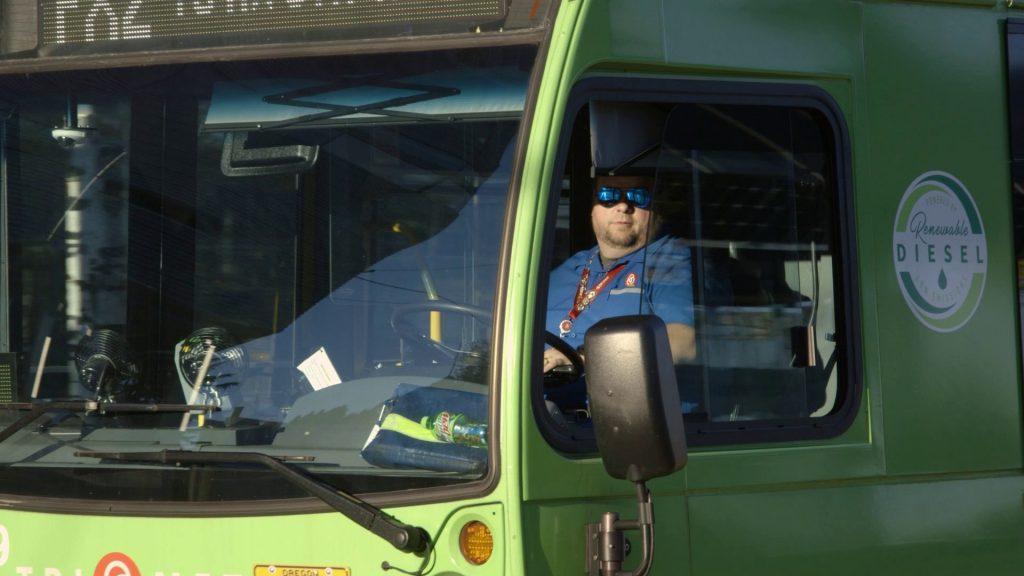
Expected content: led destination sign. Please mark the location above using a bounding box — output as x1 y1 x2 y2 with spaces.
40 0 506 46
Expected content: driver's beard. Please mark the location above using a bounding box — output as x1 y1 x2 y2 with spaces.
599 228 642 253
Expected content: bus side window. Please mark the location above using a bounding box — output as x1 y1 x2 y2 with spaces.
538 84 852 450
659 102 842 428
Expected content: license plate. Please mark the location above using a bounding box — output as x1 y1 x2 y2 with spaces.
254 566 351 576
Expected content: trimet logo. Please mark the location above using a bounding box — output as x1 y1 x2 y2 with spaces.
893 171 987 333
94 553 141 576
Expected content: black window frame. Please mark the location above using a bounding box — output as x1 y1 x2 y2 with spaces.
534 76 861 452
1005 19 1024 356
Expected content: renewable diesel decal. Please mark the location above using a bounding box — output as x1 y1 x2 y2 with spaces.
893 171 987 333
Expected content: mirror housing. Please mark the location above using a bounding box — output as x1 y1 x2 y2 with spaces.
584 315 687 482
221 132 318 177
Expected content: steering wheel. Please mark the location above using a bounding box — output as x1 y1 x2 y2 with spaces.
390 301 586 383
543 331 585 387
390 301 492 363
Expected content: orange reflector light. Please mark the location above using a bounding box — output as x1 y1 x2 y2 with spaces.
459 521 494 565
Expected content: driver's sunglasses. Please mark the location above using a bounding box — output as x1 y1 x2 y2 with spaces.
595 185 653 209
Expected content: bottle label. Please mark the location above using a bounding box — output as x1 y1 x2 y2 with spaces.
433 411 457 443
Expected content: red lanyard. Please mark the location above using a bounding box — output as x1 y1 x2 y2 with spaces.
559 255 626 336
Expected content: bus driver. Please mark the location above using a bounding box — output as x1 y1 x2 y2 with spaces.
543 173 696 373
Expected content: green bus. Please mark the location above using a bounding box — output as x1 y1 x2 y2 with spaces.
0 0 1021 574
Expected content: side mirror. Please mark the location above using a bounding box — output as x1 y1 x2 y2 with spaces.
584 315 687 481
583 315 687 576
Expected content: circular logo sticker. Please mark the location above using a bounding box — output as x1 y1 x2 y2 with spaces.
94 553 141 576
893 171 987 332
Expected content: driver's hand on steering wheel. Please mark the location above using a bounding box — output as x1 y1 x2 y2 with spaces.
543 347 583 373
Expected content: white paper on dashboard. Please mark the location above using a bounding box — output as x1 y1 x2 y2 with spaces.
298 346 342 391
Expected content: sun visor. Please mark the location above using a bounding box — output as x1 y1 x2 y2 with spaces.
204 67 528 132
589 101 667 176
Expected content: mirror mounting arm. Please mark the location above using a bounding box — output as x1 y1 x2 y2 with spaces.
586 481 655 576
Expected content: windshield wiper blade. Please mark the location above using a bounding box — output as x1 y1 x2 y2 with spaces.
75 449 430 555
0 401 214 444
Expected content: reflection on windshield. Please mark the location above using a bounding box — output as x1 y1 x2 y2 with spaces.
0 46 535 501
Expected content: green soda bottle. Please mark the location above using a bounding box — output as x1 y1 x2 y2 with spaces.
421 411 487 447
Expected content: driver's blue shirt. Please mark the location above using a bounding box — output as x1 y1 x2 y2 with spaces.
545 235 694 351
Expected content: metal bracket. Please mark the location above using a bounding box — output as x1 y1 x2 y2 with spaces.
586 512 631 576
584 482 653 576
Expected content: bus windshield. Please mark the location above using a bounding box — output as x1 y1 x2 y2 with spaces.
0 45 535 502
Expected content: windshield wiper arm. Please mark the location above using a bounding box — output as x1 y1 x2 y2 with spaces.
0 401 214 444
75 449 430 555
258 79 460 130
